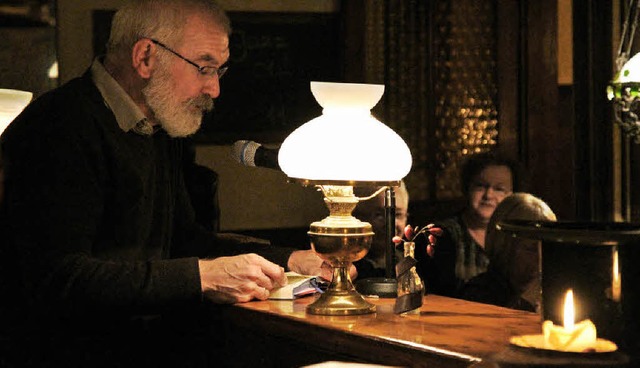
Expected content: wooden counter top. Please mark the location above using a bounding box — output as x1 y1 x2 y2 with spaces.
216 294 542 368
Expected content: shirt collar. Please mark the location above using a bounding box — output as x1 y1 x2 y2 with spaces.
90 58 155 135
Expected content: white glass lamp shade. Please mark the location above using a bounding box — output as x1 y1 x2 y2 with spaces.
278 82 412 183
615 52 640 84
0 89 32 135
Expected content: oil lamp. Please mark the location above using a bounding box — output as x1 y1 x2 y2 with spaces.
278 81 412 315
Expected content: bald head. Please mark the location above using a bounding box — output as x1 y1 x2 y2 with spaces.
106 0 231 63
486 192 556 298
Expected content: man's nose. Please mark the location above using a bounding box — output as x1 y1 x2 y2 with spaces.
483 186 497 198
202 76 221 98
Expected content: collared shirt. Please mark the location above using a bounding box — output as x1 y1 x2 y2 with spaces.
90 58 156 135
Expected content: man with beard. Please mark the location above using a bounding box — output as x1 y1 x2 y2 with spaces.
0 0 328 366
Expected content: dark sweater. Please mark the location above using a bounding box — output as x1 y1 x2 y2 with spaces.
0 71 293 335
415 214 489 298
458 267 536 312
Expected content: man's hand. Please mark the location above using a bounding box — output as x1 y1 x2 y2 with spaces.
199 253 287 303
287 249 358 281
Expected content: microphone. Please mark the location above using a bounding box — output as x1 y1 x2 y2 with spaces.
231 140 281 170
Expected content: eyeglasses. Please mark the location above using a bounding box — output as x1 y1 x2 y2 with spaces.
469 181 512 196
149 38 228 79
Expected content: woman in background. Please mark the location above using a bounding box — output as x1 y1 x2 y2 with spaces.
417 151 522 297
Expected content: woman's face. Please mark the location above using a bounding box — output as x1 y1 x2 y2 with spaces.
467 165 514 223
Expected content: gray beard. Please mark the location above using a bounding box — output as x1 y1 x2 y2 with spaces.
142 65 214 137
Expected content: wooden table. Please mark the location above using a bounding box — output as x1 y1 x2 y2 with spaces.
212 294 542 368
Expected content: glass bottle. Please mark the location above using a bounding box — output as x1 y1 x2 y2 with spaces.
394 241 425 314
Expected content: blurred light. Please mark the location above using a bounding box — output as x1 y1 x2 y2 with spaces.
0 88 32 135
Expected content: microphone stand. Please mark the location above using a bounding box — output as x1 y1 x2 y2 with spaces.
384 186 397 279
354 186 398 297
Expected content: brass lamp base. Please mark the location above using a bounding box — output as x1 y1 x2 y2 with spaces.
305 185 376 315
307 265 376 315
307 289 376 315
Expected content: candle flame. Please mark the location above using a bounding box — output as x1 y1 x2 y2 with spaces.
563 289 574 331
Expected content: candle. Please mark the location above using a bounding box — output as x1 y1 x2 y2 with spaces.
542 289 597 352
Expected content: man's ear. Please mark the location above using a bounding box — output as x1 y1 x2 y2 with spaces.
132 38 156 79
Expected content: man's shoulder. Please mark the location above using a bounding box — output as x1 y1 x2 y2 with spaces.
41 73 103 110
